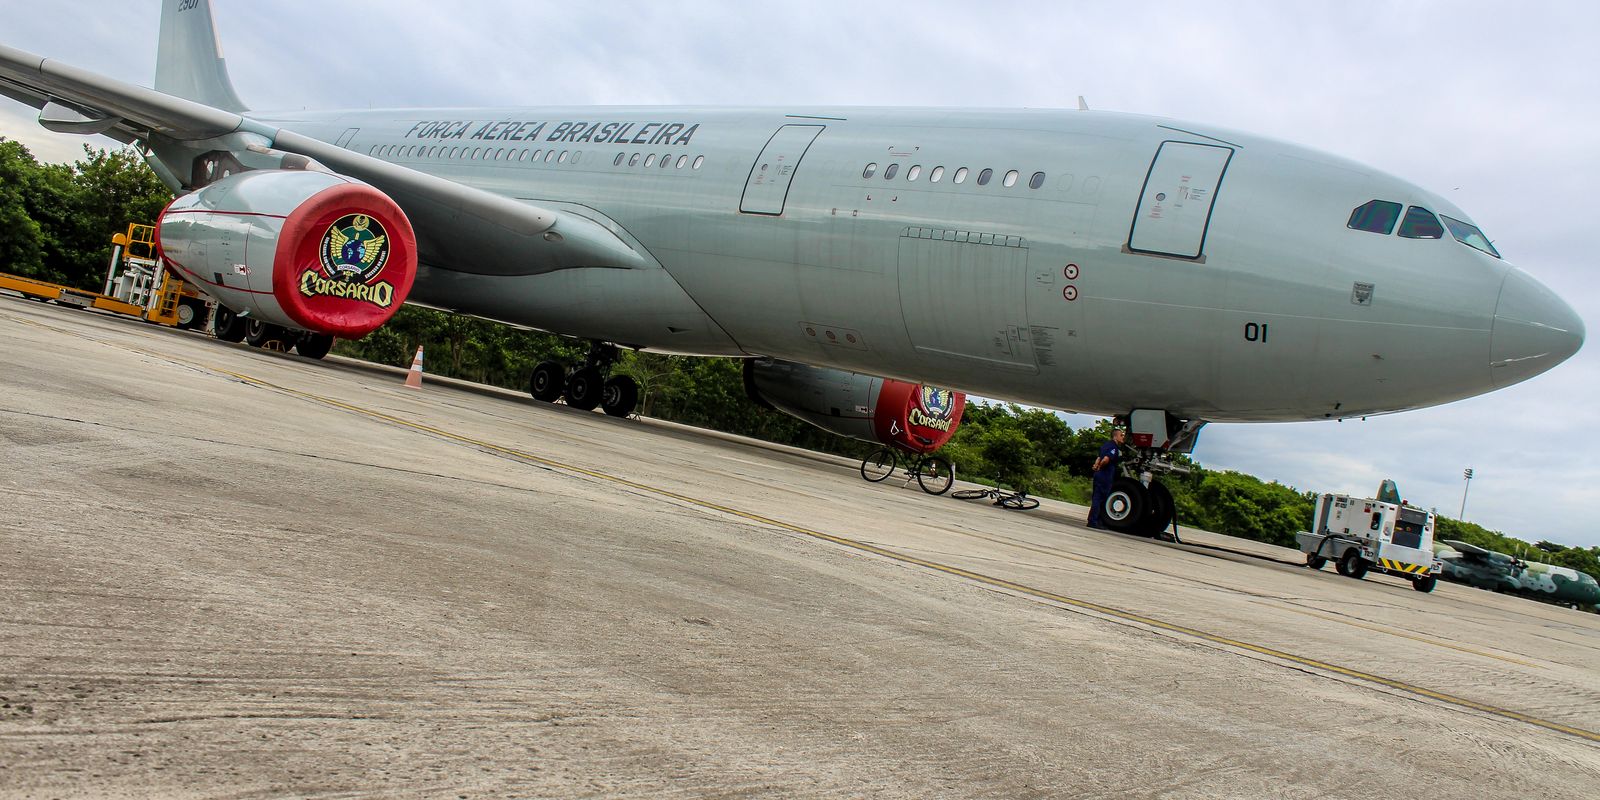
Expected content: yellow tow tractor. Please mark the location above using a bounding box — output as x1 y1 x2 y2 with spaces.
0 223 207 329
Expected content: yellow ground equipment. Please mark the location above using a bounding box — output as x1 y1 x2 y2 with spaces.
0 223 205 328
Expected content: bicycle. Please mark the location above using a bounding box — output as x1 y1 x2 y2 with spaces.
859 446 955 495
950 485 1040 510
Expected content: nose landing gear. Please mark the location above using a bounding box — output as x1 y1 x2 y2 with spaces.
1094 412 1203 539
528 341 640 418
1102 474 1176 537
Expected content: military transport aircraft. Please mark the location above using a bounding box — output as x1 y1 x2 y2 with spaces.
1434 540 1528 594
0 1 1583 537
1434 541 1600 611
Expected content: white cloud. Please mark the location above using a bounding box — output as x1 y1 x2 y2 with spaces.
3 1 1597 547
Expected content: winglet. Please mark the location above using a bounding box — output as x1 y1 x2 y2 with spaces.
156 0 246 112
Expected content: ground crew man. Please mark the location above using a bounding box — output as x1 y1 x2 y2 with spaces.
1087 428 1126 529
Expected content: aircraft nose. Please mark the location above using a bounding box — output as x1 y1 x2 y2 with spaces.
1490 268 1585 387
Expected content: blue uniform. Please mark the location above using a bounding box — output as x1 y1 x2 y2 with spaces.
1087 439 1122 528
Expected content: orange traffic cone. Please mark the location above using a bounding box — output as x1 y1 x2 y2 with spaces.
403 346 424 389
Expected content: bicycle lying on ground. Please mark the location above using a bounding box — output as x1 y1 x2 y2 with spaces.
950 486 1040 510
860 446 955 495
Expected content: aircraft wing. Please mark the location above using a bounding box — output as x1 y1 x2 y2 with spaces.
0 43 645 278
1442 539 1495 558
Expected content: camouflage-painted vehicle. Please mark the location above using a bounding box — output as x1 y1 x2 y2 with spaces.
1433 540 1600 610
1519 561 1600 610
1433 540 1526 593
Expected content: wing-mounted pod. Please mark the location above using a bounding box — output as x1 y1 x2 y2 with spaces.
157 169 417 338
743 358 966 453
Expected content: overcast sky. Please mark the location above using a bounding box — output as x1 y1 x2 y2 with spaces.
5 1 1598 548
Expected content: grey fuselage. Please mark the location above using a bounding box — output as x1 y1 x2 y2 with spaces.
246 106 1583 423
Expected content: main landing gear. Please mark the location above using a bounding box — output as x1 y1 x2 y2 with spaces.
211 305 335 359
529 342 639 418
1094 412 1206 539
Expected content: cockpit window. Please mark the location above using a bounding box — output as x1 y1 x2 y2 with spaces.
1398 206 1445 239
1440 214 1501 258
1348 200 1401 234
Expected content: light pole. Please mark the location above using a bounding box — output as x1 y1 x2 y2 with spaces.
1460 468 1474 520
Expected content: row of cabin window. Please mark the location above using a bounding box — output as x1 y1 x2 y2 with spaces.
612 152 707 170
369 143 584 164
861 163 1046 189
1347 199 1500 258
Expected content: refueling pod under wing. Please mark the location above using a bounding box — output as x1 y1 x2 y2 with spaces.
744 358 966 454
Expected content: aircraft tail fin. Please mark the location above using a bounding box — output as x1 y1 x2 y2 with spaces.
1377 478 1401 504
155 0 247 112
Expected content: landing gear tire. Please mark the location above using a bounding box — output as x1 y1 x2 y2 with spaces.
915 456 955 496
243 319 290 350
1338 549 1368 580
1306 553 1327 570
175 299 205 330
563 367 603 411
529 361 566 402
861 448 896 482
1139 480 1174 537
295 333 334 360
212 306 246 342
1412 575 1437 593
1102 477 1147 533
600 375 639 418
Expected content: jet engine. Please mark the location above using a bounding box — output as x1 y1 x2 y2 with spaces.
744 358 966 453
156 169 417 339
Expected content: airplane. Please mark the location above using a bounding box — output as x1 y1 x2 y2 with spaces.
1518 560 1600 611
1434 540 1600 610
0 1 1583 539
1433 540 1527 593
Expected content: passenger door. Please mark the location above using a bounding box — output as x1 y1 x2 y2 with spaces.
1127 141 1232 260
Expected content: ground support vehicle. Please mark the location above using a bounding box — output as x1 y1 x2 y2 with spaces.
1296 493 1441 593
0 223 199 328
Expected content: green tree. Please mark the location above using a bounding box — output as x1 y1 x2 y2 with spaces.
979 422 1039 493
0 141 172 290
0 138 55 280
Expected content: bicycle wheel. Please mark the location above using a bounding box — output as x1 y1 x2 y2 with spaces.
915 456 954 495
999 493 1040 510
951 488 993 501
860 448 897 482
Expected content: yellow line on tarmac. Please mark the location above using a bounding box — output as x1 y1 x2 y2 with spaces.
1259 602 1544 669
12 313 1598 745
216 368 1598 745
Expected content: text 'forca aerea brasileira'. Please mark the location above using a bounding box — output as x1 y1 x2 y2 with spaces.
404 120 701 146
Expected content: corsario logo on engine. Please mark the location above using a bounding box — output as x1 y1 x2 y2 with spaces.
909 386 957 432
299 213 396 308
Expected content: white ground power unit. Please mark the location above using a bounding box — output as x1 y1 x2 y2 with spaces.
1295 493 1441 593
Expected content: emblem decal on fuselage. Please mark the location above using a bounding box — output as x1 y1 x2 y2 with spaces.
302 214 395 308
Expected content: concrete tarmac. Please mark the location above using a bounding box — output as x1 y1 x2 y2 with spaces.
2 294 1597 798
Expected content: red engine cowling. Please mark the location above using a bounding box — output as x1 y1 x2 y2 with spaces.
157 169 417 339
743 358 966 453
